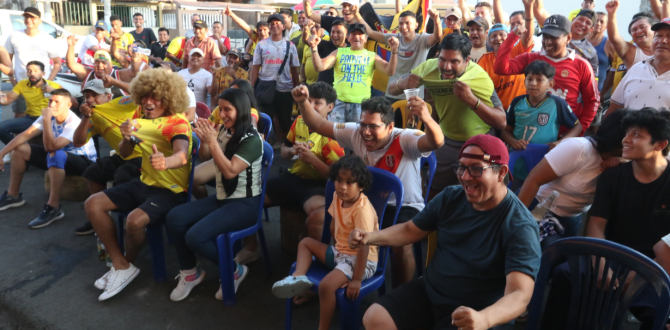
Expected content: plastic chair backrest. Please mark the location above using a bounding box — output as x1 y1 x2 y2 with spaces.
391 100 433 130
259 113 272 141
186 134 200 203
195 102 211 120
420 152 436 203
320 167 404 277
526 237 670 330
507 143 549 183
256 141 274 222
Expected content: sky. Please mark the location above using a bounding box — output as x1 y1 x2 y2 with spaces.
489 0 643 39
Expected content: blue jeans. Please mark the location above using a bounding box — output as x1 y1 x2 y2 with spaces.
165 194 261 270
0 115 39 145
329 100 362 123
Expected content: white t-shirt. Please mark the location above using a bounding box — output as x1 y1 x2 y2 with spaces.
31 110 97 161
382 32 433 100
78 34 111 66
5 30 59 81
252 39 300 92
178 68 212 104
285 24 302 41
333 123 430 211
611 58 670 110
537 137 603 217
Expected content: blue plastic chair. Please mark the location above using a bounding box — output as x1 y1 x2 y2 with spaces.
507 143 549 188
526 237 670 330
116 136 200 283
285 167 405 330
413 152 436 277
215 141 273 305
259 112 273 222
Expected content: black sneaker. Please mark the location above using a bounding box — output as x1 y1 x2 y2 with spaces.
0 191 25 211
75 221 95 235
29 204 64 229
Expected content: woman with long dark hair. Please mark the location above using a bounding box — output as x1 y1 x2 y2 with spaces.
166 88 264 301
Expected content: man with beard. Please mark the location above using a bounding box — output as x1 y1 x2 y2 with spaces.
0 61 65 145
495 6 599 136
389 34 506 197
606 1 655 70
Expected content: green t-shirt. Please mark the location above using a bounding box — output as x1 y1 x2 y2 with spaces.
411 59 497 141
413 186 541 308
333 47 376 103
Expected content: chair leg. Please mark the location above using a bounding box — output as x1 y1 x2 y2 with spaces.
219 235 237 305
285 298 293 330
413 241 423 277
146 223 167 283
378 280 386 297
264 207 270 222
257 226 272 276
116 213 125 255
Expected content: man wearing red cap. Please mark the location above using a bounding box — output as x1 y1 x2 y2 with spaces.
350 134 541 330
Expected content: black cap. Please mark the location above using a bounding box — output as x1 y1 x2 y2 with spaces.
466 16 489 31
23 7 41 18
193 20 208 29
652 17 670 31
575 9 597 26
155 61 179 73
267 14 286 25
540 15 571 38
348 23 368 35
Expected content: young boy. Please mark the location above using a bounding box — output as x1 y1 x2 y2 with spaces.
272 155 378 330
501 60 582 188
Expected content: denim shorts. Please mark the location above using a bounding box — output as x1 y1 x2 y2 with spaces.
328 100 362 123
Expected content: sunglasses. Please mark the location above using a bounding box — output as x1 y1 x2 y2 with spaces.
326 12 336 16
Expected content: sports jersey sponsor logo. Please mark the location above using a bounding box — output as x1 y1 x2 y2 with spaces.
537 113 550 126
398 50 414 58
119 96 133 105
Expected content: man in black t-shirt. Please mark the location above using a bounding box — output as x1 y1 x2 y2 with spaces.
130 13 157 46
149 28 170 65
542 108 670 330
303 0 358 32
314 19 348 85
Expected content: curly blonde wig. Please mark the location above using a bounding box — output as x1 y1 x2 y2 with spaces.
129 69 189 115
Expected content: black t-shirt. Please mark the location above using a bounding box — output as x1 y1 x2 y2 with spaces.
317 40 339 85
320 15 349 34
149 41 169 64
591 161 670 259
130 28 157 46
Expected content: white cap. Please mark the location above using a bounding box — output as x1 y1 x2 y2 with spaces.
341 0 359 6
189 48 204 57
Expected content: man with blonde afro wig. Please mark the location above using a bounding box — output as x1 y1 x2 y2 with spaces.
85 69 194 301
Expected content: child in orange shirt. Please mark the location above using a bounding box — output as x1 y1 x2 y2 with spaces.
272 155 378 330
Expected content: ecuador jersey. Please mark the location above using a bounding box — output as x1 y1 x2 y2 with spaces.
165 37 186 65
287 116 345 180
477 38 533 110
87 96 142 160
208 107 259 126
130 114 192 194
507 94 579 145
611 54 627 92
112 32 135 67
12 79 62 117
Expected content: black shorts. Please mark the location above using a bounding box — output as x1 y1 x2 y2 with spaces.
104 180 187 224
28 144 93 175
265 172 327 207
82 154 142 186
381 205 420 229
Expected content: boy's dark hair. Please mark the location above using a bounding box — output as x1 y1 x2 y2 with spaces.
399 11 417 19
510 11 525 20
332 19 348 31
439 33 472 59
279 8 293 17
628 12 653 34
213 21 222 26
51 88 72 99
256 21 269 30
524 60 556 79
133 39 147 48
133 13 143 18
26 60 45 72
158 27 169 35
110 15 121 23
329 155 373 191
621 108 670 156
308 82 337 105
361 97 394 125
475 1 492 10
591 108 628 155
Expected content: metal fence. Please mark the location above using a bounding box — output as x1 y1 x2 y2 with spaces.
180 12 223 30
163 13 177 29
51 1 91 26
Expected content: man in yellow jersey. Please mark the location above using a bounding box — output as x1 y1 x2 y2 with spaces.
301 21 330 85
309 23 399 123
109 15 135 68
0 61 65 145
71 80 143 235
86 69 192 301
568 0 596 22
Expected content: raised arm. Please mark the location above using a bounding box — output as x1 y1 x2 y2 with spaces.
650 0 670 20
291 85 335 139
458 0 474 25
605 0 635 67
533 0 550 28
65 35 89 80
223 6 255 39
520 0 535 50
427 9 443 46
309 38 338 72
374 37 399 76
408 96 444 152
493 32 529 75
354 9 387 44
493 0 504 24
303 0 322 23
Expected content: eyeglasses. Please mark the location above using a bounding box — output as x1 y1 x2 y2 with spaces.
452 164 497 178
326 12 336 16
358 123 386 132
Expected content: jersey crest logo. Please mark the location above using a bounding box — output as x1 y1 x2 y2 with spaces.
561 70 569 78
537 113 550 126
385 154 395 169
131 119 141 131
307 140 315 149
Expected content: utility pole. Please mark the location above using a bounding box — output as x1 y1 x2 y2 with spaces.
104 0 111 28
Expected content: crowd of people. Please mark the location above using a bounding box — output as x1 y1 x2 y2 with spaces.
0 0 669 329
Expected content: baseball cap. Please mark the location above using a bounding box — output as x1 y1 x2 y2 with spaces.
652 17 670 31
193 20 208 29
189 48 204 57
93 50 112 62
446 7 463 20
23 7 41 18
267 14 286 25
154 61 179 72
341 0 359 7
467 16 489 31
459 135 510 166
490 23 510 34
348 23 368 35
575 9 597 26
227 50 240 58
82 79 112 95
94 20 109 30
540 15 571 38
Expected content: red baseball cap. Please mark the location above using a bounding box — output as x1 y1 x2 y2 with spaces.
458 134 509 166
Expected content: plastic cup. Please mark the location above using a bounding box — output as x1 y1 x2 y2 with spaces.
403 88 421 128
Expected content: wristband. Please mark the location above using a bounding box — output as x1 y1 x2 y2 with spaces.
471 99 481 110
524 16 533 21
396 79 401 92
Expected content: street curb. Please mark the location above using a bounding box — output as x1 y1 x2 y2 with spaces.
0 291 62 330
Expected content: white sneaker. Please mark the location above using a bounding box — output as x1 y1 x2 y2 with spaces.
170 269 206 302
3 152 10 164
272 275 313 299
234 247 261 265
98 264 140 301
94 269 112 290
215 264 248 300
